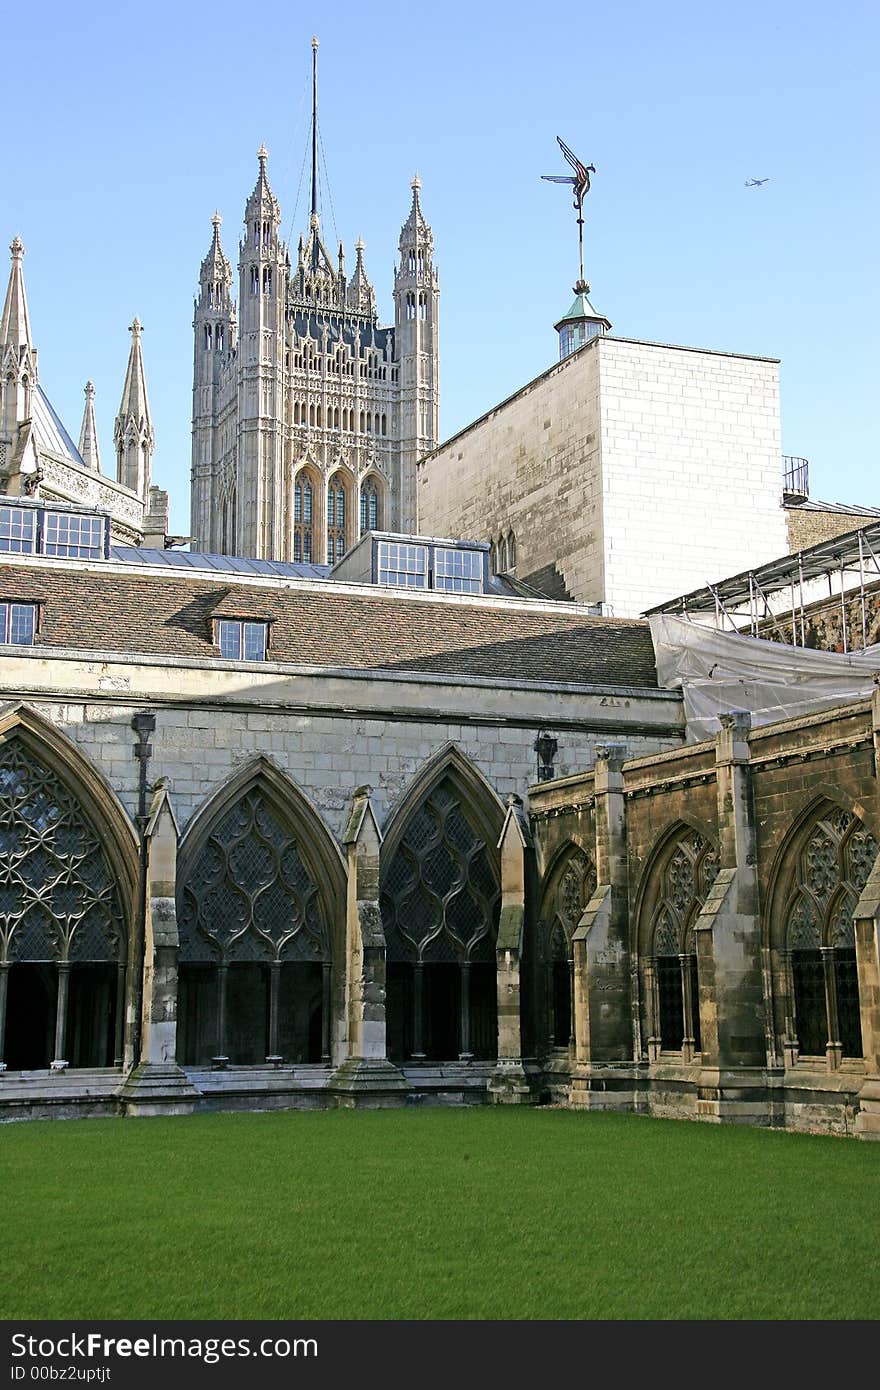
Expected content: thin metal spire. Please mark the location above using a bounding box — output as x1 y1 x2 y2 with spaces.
310 36 319 221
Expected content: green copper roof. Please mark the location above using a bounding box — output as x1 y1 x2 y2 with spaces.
554 289 611 331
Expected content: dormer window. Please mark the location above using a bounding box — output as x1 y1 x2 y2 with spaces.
0 601 37 645
215 619 268 661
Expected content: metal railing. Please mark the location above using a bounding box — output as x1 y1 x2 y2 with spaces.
783 455 809 497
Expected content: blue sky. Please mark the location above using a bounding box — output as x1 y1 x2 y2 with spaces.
4 0 877 535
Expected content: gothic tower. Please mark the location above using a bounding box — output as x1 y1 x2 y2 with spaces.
188 39 440 563
114 318 154 502
393 177 439 532
191 213 235 550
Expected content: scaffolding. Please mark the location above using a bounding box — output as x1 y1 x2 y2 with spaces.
646 521 880 654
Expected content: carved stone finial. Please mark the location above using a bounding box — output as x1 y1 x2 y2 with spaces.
10 236 24 260
411 173 421 192
257 143 269 169
211 210 222 231
129 317 143 338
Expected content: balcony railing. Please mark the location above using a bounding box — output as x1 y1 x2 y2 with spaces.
783 455 809 498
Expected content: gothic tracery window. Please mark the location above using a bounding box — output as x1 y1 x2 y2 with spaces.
537 846 597 1052
326 471 349 562
293 473 314 563
646 828 719 1057
381 776 500 1063
0 739 127 1070
360 478 380 535
784 807 876 1061
177 786 332 1066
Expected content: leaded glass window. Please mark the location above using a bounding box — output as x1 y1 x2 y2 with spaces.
360 480 379 535
784 808 877 1059
326 472 348 563
293 476 313 564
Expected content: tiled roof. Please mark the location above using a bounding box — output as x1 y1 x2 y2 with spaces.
0 560 659 689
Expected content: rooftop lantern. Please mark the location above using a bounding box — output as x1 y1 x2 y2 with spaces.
542 136 611 360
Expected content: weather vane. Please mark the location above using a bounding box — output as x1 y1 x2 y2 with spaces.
542 136 596 289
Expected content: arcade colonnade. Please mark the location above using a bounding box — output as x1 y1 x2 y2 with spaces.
2 699 880 1136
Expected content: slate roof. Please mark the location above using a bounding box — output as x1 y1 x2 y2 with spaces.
0 560 659 689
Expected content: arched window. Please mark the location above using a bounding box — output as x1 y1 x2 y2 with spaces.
536 846 597 1052
783 808 877 1061
644 828 719 1058
360 478 380 535
381 769 501 1063
326 471 349 563
204 324 212 350
507 530 516 569
293 471 314 563
0 738 128 1070
177 781 334 1066
496 535 508 573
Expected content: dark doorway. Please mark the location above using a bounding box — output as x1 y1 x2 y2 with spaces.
792 949 827 1057
68 964 117 1067
5 964 55 1070
656 955 684 1051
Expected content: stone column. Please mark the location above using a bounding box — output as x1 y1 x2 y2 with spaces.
694 711 768 1124
118 783 197 1116
570 745 634 1110
329 787 407 1104
488 796 536 1104
854 684 880 1138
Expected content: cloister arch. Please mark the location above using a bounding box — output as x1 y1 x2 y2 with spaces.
0 705 138 1071
380 747 505 1064
634 820 720 1059
176 757 347 1067
533 842 597 1054
765 796 879 1064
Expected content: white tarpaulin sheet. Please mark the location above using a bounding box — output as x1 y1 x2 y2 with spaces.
648 613 880 742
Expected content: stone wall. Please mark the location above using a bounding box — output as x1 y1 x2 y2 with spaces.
417 335 787 618
529 695 880 1137
786 506 880 553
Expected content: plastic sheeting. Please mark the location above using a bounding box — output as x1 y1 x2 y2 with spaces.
648 613 880 742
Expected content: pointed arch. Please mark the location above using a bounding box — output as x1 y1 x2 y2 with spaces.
634 819 719 1059
0 702 138 906
765 795 878 1063
380 746 504 1063
381 744 506 866
0 704 138 1070
534 840 598 1052
178 755 347 941
633 817 719 957
292 461 320 563
176 757 346 1067
359 471 384 536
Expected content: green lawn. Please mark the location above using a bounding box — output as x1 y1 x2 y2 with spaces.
1 1107 877 1320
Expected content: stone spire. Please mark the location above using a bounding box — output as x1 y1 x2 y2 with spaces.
77 380 102 473
1 237 34 359
346 237 376 315
398 174 433 254
1 238 38 461
114 318 154 501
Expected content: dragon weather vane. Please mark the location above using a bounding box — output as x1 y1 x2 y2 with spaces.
542 136 596 289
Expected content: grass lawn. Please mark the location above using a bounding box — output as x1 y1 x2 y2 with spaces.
1 1107 877 1320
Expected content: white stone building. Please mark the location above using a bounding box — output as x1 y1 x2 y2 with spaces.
417 329 788 618
189 43 439 563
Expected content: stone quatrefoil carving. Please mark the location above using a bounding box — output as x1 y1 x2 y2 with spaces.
652 829 719 957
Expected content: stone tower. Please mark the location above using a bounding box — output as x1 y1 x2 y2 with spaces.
114 318 154 503
191 213 235 549
188 39 440 562
393 176 440 531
